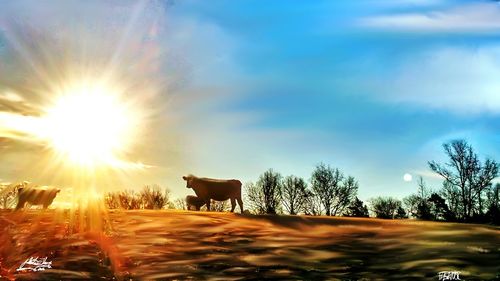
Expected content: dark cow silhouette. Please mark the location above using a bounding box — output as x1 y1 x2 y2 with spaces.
16 186 61 210
182 175 243 212
186 195 206 211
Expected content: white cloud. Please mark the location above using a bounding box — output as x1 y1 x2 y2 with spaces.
368 0 450 8
360 3 500 32
378 46 500 114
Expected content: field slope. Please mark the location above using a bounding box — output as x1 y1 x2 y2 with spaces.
1 210 499 280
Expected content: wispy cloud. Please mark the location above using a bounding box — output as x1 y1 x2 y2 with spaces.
375 46 500 114
0 90 40 116
360 2 500 32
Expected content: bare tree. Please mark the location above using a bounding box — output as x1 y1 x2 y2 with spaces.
416 176 430 200
403 177 431 218
470 158 499 215
303 189 323 216
429 140 499 220
440 181 461 218
415 177 432 219
310 164 358 216
331 176 359 216
486 183 500 224
311 163 343 216
245 182 265 214
245 169 282 214
281 175 308 215
486 183 499 209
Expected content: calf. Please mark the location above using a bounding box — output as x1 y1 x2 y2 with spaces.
186 195 206 211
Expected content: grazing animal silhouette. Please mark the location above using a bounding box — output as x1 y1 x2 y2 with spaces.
16 186 60 210
185 195 206 211
182 175 243 213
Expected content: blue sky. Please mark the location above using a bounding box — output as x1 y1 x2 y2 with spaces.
167 0 500 199
0 0 499 200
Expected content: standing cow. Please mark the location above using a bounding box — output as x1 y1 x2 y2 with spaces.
16 186 61 210
182 175 243 213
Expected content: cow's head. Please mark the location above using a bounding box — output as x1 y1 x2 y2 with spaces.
182 175 193 189
49 188 61 197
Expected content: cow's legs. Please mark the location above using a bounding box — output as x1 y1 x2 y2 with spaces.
237 196 244 213
206 199 211 211
230 198 236 212
15 199 25 210
43 199 54 209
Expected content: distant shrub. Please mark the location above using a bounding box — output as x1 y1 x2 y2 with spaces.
343 197 369 217
105 185 171 210
172 198 187 210
119 190 142 210
369 196 403 219
140 185 170 210
485 203 500 225
395 206 408 219
104 192 121 209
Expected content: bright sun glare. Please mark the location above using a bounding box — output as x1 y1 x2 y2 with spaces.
42 82 137 167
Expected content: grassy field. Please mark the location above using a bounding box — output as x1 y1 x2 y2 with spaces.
0 209 499 280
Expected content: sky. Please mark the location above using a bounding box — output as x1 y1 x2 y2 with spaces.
0 0 499 201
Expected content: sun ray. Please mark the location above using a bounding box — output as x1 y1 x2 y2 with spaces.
0 2 169 235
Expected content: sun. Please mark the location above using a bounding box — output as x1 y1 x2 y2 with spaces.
403 173 413 182
41 81 138 167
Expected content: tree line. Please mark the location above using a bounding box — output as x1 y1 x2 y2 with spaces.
2 139 498 225
405 140 499 224
245 163 367 217
244 139 499 225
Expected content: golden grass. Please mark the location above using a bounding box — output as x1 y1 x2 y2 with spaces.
1 210 499 280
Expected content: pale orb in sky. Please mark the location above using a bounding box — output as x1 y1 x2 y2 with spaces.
403 173 413 182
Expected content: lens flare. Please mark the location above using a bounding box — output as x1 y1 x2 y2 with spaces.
41 81 138 168
0 1 164 236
